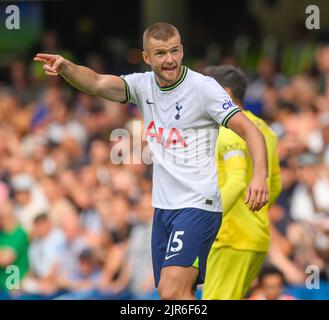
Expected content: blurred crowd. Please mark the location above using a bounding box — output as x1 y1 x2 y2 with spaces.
244 41 329 300
1 29 329 300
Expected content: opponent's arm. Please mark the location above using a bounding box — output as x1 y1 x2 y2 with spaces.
34 53 127 102
226 112 269 212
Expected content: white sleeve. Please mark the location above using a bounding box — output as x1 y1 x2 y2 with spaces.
120 73 143 105
201 76 241 127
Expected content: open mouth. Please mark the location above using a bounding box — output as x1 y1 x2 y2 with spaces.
162 66 177 72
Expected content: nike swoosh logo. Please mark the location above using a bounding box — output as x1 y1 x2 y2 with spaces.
146 99 154 105
164 253 179 260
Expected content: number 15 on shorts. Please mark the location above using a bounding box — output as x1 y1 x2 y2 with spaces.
166 231 185 253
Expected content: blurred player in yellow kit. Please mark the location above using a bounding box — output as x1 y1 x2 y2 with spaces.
202 65 282 300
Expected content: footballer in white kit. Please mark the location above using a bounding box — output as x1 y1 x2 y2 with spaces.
34 22 269 299
121 65 240 288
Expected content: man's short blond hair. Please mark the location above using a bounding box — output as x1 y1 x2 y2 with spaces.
143 22 180 50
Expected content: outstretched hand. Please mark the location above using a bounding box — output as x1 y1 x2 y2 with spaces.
33 53 65 76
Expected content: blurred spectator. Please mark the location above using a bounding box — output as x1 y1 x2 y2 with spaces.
0 201 29 294
281 23 315 77
249 266 296 300
244 57 287 116
315 44 329 97
97 195 133 297
126 192 154 299
22 213 65 296
55 248 102 300
55 207 92 288
10 173 48 233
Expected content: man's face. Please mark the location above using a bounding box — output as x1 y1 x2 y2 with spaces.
143 34 184 86
79 259 93 275
34 220 51 238
15 190 30 205
262 274 284 300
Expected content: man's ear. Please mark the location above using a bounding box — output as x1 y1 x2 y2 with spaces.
224 86 233 98
142 51 151 65
181 44 184 59
224 87 240 105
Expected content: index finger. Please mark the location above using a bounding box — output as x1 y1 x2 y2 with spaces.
35 53 55 61
33 57 48 63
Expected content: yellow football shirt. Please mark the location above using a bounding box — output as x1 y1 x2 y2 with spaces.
214 110 282 252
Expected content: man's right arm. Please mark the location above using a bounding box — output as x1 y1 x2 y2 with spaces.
34 53 127 102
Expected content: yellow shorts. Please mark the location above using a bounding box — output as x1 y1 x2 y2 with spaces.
202 246 267 300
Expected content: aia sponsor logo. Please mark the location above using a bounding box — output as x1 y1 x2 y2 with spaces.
145 121 188 148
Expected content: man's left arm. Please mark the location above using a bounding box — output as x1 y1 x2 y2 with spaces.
226 112 269 212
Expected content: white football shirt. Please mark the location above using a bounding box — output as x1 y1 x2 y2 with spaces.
121 66 240 212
